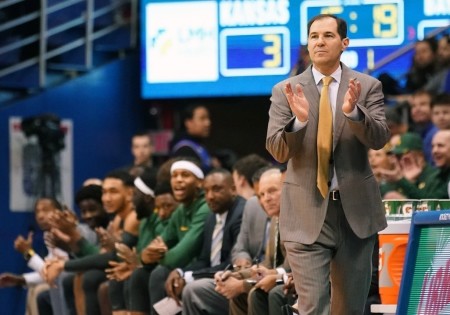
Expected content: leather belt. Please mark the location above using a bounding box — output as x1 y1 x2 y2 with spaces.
330 190 340 201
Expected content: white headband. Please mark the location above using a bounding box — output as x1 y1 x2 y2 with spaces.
170 161 204 179
134 177 155 197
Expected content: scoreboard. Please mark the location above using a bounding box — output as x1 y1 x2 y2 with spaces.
300 0 404 47
140 0 450 99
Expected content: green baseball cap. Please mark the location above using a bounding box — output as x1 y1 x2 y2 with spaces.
390 132 423 155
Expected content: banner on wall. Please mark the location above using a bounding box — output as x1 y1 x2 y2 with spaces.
9 116 73 212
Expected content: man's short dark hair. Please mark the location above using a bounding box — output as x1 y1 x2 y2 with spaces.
420 37 438 54
182 104 209 122
132 130 151 138
75 184 102 206
412 89 432 100
34 197 63 211
431 93 450 108
232 154 270 187
104 170 135 187
206 167 231 177
132 131 152 146
385 105 403 124
138 168 158 191
307 14 347 40
206 168 233 184
154 181 173 196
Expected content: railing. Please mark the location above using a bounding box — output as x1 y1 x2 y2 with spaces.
0 0 137 89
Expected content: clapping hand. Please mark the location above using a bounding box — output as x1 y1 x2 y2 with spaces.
399 153 423 182
105 260 133 282
14 231 33 255
285 82 309 122
342 78 361 114
96 225 120 252
48 210 78 233
42 258 65 287
44 230 71 253
115 243 139 266
141 236 167 264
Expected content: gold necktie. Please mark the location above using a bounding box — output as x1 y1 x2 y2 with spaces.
317 76 333 198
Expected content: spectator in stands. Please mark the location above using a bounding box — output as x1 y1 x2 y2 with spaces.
368 144 397 198
404 38 439 93
385 104 408 137
431 93 450 131
120 131 157 178
170 104 213 172
424 34 450 94
380 132 437 199
126 158 210 315
379 38 439 97
425 35 450 94
0 198 69 315
152 169 245 311
408 90 438 164
380 132 449 199
231 154 270 199
430 130 450 197
437 34 450 69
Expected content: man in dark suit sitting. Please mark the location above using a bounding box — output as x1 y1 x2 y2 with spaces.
181 167 290 315
148 168 246 311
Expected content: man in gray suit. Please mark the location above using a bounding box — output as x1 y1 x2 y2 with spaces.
266 14 390 314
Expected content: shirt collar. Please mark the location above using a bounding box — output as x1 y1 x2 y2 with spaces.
312 65 342 85
216 211 228 224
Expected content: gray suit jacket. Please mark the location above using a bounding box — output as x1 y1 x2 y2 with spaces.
231 196 268 263
266 63 390 244
232 197 290 274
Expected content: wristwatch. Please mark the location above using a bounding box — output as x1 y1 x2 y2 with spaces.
23 249 35 261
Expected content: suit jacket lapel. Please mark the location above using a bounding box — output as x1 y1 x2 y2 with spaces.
334 64 352 149
299 67 320 121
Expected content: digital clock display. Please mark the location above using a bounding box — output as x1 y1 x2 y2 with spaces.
141 0 450 99
300 0 404 46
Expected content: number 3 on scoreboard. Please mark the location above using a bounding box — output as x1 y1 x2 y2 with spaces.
373 4 398 38
263 34 282 68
